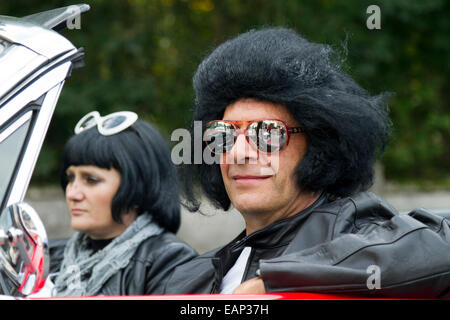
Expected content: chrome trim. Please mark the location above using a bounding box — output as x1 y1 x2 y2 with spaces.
0 202 49 294
0 39 10 55
16 202 49 292
22 4 90 30
0 46 78 108
0 45 47 102
0 51 75 127
0 5 89 215
0 250 20 287
0 16 75 59
7 64 70 206
0 111 32 144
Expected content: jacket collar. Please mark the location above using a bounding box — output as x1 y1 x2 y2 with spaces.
225 192 328 252
210 193 328 292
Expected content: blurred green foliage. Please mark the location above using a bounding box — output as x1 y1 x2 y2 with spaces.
1 0 449 187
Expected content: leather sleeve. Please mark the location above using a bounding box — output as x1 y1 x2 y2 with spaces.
259 209 450 298
144 241 198 295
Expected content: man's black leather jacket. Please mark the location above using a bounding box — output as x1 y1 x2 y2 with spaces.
164 192 450 298
49 232 197 296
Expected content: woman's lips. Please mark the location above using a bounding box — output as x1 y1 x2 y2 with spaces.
71 208 86 216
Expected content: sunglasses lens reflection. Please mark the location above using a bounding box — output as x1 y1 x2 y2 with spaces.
79 116 97 130
205 122 235 154
250 120 287 153
205 120 287 153
102 115 127 129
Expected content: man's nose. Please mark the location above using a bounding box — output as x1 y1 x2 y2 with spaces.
227 133 259 165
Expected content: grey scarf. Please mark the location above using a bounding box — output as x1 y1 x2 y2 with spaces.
53 214 163 296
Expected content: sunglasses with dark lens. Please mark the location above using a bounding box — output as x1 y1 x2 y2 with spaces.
74 111 138 136
204 119 304 154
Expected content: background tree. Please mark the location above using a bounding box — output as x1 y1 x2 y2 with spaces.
1 0 448 188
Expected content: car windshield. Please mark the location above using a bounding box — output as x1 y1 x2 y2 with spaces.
0 112 32 208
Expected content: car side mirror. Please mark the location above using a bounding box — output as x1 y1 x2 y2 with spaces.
0 202 49 296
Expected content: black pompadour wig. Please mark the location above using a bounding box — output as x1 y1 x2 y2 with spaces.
61 119 181 233
183 27 392 211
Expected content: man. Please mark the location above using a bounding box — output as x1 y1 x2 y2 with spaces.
165 27 450 297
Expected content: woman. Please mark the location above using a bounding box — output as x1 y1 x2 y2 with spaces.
51 110 197 296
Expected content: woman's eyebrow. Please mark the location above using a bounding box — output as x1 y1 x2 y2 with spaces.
80 169 99 176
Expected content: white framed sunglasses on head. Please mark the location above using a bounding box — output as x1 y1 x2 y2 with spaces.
74 111 138 136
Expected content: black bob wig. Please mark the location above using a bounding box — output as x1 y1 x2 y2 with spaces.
184 27 392 211
60 119 181 233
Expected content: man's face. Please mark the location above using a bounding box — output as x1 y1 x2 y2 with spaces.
220 98 308 218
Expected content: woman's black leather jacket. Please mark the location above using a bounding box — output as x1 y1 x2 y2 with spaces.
164 192 450 298
49 232 197 296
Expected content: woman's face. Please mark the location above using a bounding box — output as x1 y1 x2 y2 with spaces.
65 165 134 239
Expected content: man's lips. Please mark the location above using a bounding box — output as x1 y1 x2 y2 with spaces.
232 175 272 184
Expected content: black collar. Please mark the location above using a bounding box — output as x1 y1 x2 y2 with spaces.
227 193 328 251
87 237 115 252
212 193 328 281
